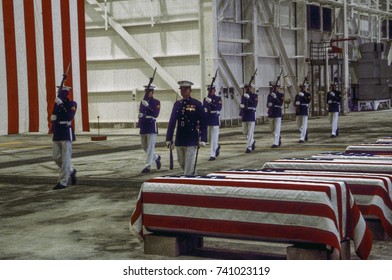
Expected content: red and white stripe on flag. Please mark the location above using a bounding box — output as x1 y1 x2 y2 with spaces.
0 0 89 135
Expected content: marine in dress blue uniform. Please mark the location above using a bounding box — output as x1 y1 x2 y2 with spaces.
51 86 77 190
327 83 341 137
294 83 311 143
240 84 258 153
203 85 222 161
267 84 284 148
138 85 161 173
166 81 207 175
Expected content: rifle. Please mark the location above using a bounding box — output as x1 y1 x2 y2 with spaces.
248 68 258 87
240 68 258 117
275 68 283 88
56 63 71 98
207 69 218 97
143 67 157 100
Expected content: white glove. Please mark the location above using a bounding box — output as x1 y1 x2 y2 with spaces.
268 102 273 107
244 93 250 99
55 97 63 105
299 92 304 97
50 115 57 121
240 104 245 109
141 100 149 107
328 100 332 104
271 92 277 99
295 101 300 106
330 92 335 97
138 113 143 118
199 142 206 147
205 97 212 103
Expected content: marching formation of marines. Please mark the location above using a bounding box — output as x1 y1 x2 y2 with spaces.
51 65 344 185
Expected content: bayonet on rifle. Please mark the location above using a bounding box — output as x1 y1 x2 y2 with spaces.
248 68 258 87
208 69 218 97
56 62 71 98
143 67 157 100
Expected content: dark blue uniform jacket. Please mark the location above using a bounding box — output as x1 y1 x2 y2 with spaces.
240 92 258 122
327 90 341 113
52 99 77 141
203 95 222 126
166 97 207 146
295 92 311 116
267 92 284 118
138 98 160 134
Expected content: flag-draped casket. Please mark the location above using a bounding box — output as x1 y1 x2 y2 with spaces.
209 169 392 238
130 176 372 259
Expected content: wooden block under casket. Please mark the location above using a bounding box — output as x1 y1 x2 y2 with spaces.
144 233 203 257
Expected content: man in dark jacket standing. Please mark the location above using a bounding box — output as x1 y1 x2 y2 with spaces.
267 84 284 148
327 83 341 137
51 86 77 190
203 85 222 161
240 84 258 153
138 85 161 173
166 80 207 175
294 83 311 143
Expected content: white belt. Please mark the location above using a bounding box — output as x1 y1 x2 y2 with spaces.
246 107 256 110
210 111 220 114
58 121 71 125
274 105 282 108
145 116 156 120
300 104 309 107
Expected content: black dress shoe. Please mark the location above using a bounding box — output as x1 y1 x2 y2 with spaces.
245 148 252 153
141 167 150 173
209 157 216 161
298 140 304 143
271 144 278 148
330 134 336 138
252 140 256 151
155 155 161 170
70 169 77 185
53 183 66 190
215 145 221 157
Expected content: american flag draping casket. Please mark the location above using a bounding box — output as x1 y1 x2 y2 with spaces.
311 152 392 161
376 138 392 144
345 144 392 155
130 176 372 260
262 158 392 174
208 169 392 238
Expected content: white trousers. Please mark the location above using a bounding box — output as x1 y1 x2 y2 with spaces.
208 126 219 157
242 121 255 149
52 141 74 186
176 146 197 175
328 112 339 135
141 133 158 168
269 118 282 145
296 115 308 141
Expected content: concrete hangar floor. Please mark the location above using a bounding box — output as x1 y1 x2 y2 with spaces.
0 109 391 260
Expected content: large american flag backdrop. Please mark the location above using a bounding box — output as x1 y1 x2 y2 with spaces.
130 176 372 259
0 0 89 135
209 170 392 238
